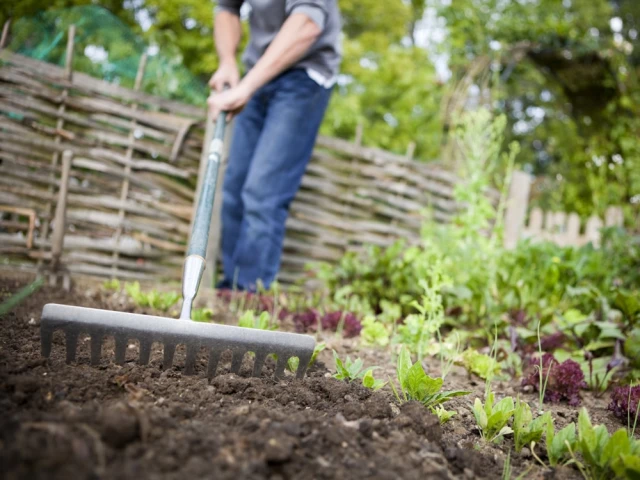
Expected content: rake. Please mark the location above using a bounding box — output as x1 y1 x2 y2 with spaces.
40 106 316 379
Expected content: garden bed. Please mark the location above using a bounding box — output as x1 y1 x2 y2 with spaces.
0 272 627 480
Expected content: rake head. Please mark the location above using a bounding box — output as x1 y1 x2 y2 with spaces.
40 304 316 379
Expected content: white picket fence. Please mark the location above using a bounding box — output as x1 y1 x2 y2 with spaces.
504 171 625 249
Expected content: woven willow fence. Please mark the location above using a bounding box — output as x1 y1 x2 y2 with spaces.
0 27 487 286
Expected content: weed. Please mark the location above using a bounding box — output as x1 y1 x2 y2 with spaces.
362 369 386 390
287 342 326 373
191 307 213 322
433 405 457 425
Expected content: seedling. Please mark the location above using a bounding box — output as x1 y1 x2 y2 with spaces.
576 407 640 479
333 350 376 381
472 392 515 443
287 341 326 373
433 405 457 425
390 346 469 409
102 278 121 291
238 310 276 330
191 307 213 322
539 420 576 467
512 397 550 452
124 281 180 312
362 369 386 390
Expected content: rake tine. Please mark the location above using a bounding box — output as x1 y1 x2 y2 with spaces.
230 350 245 374
139 340 152 366
274 355 288 379
206 349 221 378
114 335 127 365
252 352 267 377
90 335 102 365
163 343 176 369
184 345 198 375
41 328 52 358
295 352 313 379
65 331 78 363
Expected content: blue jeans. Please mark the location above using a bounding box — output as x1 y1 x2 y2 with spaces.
218 69 333 291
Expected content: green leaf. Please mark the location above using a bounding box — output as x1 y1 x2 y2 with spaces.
473 398 488 430
397 345 412 387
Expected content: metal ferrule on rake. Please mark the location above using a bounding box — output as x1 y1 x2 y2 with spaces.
41 304 315 378
39 103 317 379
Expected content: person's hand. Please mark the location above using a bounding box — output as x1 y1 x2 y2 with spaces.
207 83 252 121
208 60 240 92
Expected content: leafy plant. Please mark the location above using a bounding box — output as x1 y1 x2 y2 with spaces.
360 315 391 347
333 350 375 381
576 407 640 479
238 310 276 330
124 281 180 312
461 349 501 380
522 353 587 406
433 405 457 425
287 342 326 373
472 392 515 443
191 307 213 322
543 420 577 468
362 369 386 391
391 346 469 409
102 278 121 291
608 384 640 433
512 398 550 452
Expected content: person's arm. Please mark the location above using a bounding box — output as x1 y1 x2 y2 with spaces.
208 3 244 91
208 5 326 119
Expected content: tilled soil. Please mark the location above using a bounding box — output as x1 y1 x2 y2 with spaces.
0 273 592 479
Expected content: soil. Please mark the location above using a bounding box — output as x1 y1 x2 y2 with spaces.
0 272 623 479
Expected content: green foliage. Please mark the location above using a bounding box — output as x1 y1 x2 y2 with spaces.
433 405 457 425
287 342 325 373
102 278 121 291
545 421 577 467
360 315 391 347
576 408 640 479
124 281 180 312
512 398 550 453
362 369 386 391
332 350 375 382
461 349 501 381
238 310 276 330
191 307 213 322
391 346 469 409
472 392 515 443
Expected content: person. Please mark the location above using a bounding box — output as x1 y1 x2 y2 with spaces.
208 0 342 292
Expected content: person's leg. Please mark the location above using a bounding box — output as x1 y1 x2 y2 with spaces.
231 69 333 291
218 90 268 288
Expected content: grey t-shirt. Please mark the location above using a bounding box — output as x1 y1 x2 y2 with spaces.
215 0 342 87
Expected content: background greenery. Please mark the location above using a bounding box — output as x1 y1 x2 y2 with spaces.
2 0 639 220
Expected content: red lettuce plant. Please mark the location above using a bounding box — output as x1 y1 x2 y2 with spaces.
292 310 362 338
522 353 587 406
608 385 640 424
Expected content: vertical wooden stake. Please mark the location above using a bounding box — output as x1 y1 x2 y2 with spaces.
50 151 73 274
503 170 532 249
38 25 75 271
405 142 416 161
354 122 363 147
0 19 10 50
111 53 148 278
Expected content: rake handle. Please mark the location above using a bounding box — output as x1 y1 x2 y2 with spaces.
188 111 228 257
180 99 228 320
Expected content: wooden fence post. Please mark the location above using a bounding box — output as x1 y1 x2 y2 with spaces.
38 24 75 270
0 19 11 50
50 151 73 288
503 170 532 249
111 53 148 278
